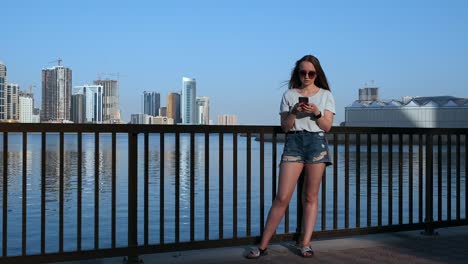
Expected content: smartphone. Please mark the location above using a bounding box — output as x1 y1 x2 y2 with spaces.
298 97 309 104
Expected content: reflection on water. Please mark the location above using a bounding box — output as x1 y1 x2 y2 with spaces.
0 133 466 255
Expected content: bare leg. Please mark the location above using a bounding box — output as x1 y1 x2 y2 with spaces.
258 162 304 250
300 163 325 248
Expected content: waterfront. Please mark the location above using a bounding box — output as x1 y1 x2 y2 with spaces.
0 133 466 256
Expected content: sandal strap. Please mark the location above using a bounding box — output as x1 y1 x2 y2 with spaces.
301 246 313 254
300 245 314 257
249 250 259 257
247 247 267 258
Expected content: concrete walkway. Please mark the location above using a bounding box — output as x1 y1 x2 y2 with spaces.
59 226 468 264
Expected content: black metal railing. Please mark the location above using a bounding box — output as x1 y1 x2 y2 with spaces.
0 124 467 263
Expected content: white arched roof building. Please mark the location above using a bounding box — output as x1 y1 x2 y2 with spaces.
345 93 468 128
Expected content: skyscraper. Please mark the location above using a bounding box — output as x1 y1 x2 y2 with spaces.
159 107 167 116
182 77 196 124
196 96 210 125
41 65 72 122
18 91 33 123
73 85 103 123
71 94 86 123
6 83 19 120
94 79 120 123
142 91 160 116
167 92 181 123
0 61 7 120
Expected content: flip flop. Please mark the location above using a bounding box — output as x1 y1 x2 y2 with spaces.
246 247 268 259
300 245 314 258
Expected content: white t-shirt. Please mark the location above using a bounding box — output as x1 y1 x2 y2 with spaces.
279 88 336 132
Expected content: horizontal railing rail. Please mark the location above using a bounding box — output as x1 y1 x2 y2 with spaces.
0 124 467 263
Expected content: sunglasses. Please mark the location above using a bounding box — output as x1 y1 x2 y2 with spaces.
298 70 316 78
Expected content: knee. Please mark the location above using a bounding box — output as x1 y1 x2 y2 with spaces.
303 192 319 205
274 195 290 208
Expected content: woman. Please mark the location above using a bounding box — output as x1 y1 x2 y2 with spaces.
247 55 335 258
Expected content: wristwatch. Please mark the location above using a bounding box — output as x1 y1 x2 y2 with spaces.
315 111 322 119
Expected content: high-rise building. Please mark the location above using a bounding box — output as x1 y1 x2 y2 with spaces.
18 91 33 123
167 92 181 123
196 96 210 125
142 91 160 116
19 91 39 123
218 114 238 125
0 61 7 120
182 77 196 124
6 83 19 120
94 79 120 123
73 85 103 123
41 65 72 122
71 94 86 123
159 107 167 117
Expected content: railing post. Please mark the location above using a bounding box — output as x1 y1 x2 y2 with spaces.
126 132 140 263
3 132 8 257
423 133 436 235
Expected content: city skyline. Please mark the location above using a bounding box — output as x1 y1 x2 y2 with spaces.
1 59 231 124
2 0 468 124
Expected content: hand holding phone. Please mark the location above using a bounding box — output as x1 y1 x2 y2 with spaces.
298 97 309 104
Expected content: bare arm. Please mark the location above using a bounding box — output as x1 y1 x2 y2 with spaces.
280 102 303 133
280 111 296 133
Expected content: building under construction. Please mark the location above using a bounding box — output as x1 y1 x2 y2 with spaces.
41 61 72 122
94 79 120 123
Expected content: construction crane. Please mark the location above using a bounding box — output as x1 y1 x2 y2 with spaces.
29 84 36 94
48 58 63 66
98 72 127 81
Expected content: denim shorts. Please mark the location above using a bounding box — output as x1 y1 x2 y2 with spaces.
281 131 332 166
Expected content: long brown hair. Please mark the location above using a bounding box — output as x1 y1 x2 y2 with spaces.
288 55 330 91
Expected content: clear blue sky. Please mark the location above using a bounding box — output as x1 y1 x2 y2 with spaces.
2 0 468 124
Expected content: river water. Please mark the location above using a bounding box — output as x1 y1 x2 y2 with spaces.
0 133 466 255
